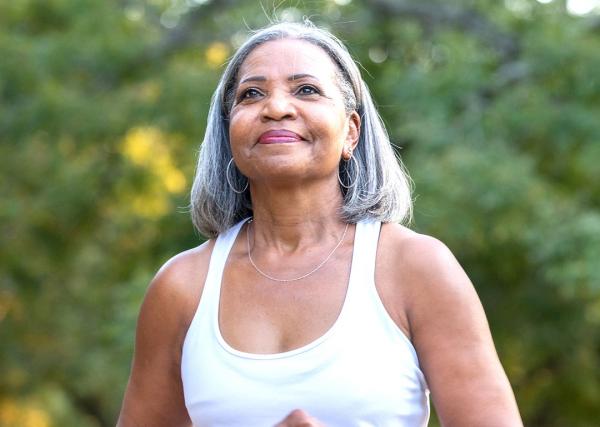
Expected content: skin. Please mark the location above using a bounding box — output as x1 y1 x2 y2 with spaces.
117 39 523 426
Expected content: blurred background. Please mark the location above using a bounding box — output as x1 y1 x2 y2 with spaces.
1 0 599 425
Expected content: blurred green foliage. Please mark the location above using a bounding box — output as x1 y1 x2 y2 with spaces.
1 0 599 425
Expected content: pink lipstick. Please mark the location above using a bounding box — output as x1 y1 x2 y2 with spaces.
258 130 304 144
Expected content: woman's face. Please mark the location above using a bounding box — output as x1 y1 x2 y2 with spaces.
228 38 360 187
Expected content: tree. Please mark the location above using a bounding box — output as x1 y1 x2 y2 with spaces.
1 0 598 425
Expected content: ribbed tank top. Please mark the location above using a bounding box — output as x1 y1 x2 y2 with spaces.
181 219 430 426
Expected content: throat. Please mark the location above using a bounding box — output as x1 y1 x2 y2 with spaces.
246 218 350 283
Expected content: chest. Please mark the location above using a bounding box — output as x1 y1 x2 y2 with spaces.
182 298 429 427
218 246 353 355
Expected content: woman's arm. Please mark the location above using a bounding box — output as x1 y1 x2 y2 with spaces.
390 230 523 427
117 243 212 427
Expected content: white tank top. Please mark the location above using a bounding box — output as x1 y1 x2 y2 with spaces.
181 219 430 427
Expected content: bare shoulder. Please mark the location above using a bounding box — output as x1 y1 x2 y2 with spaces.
380 222 461 279
152 240 215 293
135 238 217 359
376 223 470 336
379 222 473 310
156 240 214 283
145 239 216 328
381 222 489 343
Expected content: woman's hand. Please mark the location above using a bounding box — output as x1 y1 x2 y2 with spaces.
274 409 326 427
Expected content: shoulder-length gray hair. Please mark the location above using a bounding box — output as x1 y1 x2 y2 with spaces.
191 21 413 238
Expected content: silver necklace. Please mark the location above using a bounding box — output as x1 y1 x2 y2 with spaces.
246 219 350 283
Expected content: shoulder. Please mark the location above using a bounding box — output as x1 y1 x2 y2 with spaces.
379 221 489 346
379 222 456 270
152 240 215 295
377 222 479 334
144 239 216 329
133 239 217 354
379 222 469 295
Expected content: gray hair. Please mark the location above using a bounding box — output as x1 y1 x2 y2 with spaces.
191 22 413 238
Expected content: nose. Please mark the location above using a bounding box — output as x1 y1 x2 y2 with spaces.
260 90 297 122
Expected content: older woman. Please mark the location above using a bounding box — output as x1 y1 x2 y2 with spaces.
117 22 523 427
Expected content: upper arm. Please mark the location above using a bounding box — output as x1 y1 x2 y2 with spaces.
393 232 522 427
117 242 213 427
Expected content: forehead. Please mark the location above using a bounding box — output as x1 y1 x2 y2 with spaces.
237 38 339 83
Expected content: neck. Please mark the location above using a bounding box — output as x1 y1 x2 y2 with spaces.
248 179 346 252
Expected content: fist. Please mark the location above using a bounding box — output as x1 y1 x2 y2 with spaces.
274 409 325 427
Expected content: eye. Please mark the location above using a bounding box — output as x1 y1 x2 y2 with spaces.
238 88 263 101
296 85 320 96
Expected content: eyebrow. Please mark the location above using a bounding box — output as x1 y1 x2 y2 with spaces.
289 73 318 81
239 76 267 84
239 73 319 84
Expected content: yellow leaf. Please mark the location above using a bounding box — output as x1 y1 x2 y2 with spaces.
205 42 229 68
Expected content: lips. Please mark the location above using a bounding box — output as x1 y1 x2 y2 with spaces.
258 129 304 144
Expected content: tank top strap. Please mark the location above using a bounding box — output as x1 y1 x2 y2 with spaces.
353 219 382 283
197 218 249 315
341 219 382 317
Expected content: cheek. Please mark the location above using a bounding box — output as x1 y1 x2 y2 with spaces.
309 112 347 147
228 112 250 145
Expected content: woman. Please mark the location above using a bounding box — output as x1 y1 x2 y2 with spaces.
117 22 523 426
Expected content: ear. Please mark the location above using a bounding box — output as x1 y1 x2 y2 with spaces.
343 111 361 160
